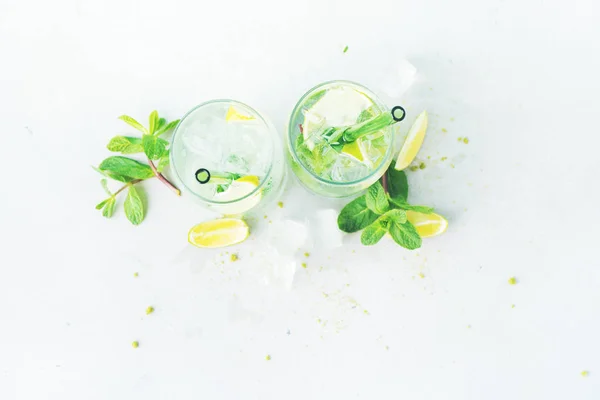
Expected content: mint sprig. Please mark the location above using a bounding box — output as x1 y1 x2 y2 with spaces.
95 111 180 225
337 160 433 250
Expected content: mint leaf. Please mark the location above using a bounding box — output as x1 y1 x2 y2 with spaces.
92 165 133 183
148 110 159 135
102 197 116 218
157 151 170 173
100 179 111 195
361 220 387 245
124 185 145 225
156 118 166 132
99 156 154 180
387 161 409 200
389 220 422 250
382 208 407 224
338 196 378 233
155 120 180 136
107 136 144 154
142 135 168 160
357 107 376 123
118 115 148 134
303 89 327 110
389 198 434 214
96 198 110 210
366 181 389 214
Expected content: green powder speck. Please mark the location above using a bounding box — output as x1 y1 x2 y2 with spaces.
133 272 138 277
511 304 516 308
581 370 590 377
132 341 139 348
343 45 349 53
363 309 370 315
304 252 310 257
409 165 419 172
301 263 307 268
463 137 469 144
146 306 154 315
230 254 238 262
441 128 448 133
419 162 426 170
441 157 448 161
265 355 271 361
418 272 425 279
508 277 518 285
277 201 284 208
457 137 463 142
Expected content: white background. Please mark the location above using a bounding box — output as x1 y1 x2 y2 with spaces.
1 0 600 399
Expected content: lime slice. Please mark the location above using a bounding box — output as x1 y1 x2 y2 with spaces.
406 210 448 238
188 218 249 248
214 175 262 214
394 110 428 170
226 106 254 122
341 139 374 167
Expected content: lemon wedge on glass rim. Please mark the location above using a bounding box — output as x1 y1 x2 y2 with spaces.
406 210 448 238
188 218 250 248
394 110 428 170
213 175 262 215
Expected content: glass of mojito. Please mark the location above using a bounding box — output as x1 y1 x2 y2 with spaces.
287 80 402 197
170 100 285 215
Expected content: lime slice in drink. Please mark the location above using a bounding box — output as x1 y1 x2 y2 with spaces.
188 218 250 248
213 175 262 214
226 106 255 122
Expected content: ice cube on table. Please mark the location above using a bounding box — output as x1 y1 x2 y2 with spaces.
250 244 297 290
309 209 344 249
381 59 418 98
266 219 308 255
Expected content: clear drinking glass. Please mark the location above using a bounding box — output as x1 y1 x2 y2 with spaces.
286 80 396 198
170 99 285 215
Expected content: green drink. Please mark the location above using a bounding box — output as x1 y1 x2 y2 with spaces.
287 81 400 197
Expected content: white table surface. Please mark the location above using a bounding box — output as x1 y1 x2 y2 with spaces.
2 0 600 398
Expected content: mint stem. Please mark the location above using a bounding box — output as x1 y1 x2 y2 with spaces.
113 178 146 196
148 159 181 196
381 171 388 193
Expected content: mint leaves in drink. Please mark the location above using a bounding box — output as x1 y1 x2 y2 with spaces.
337 160 433 250
95 111 180 225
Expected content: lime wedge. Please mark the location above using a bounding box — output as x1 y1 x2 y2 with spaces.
188 218 249 248
214 175 262 214
406 210 448 238
226 106 254 122
395 110 428 170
